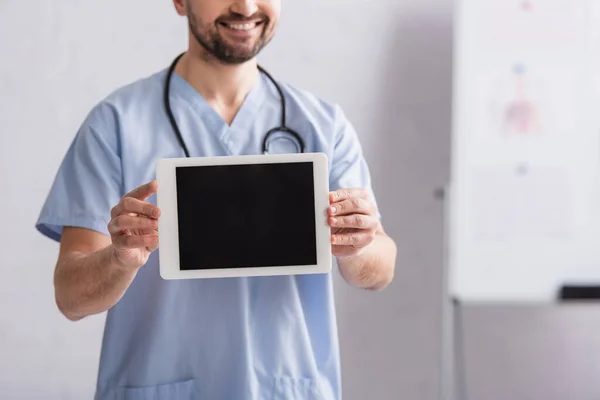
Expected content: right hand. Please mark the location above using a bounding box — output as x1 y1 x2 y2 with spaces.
108 180 161 270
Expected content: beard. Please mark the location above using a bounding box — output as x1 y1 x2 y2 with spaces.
187 6 272 64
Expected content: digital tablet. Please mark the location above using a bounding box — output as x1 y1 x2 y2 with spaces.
155 153 332 280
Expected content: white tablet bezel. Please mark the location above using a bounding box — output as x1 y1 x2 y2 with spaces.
156 152 332 280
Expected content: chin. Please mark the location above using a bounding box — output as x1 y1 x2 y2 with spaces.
221 46 264 64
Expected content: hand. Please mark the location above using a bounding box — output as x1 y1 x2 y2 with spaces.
107 180 161 270
327 188 378 258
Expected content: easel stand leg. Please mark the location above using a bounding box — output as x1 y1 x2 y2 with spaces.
441 296 468 400
437 186 467 400
440 296 454 400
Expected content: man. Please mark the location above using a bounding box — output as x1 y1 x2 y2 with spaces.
36 0 397 399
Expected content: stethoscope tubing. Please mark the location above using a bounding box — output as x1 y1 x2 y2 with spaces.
163 52 305 158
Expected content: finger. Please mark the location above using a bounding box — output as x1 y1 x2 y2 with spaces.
108 215 158 235
146 242 159 252
329 197 373 216
145 237 160 252
114 234 158 250
329 188 369 203
329 214 377 230
332 245 362 258
139 228 159 236
122 180 158 201
111 197 161 219
331 229 376 247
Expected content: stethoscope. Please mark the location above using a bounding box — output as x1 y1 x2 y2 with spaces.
163 52 306 157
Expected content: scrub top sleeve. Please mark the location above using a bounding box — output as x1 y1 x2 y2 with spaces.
328 104 381 219
35 103 124 242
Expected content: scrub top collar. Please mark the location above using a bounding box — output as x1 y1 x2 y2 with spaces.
169 68 268 133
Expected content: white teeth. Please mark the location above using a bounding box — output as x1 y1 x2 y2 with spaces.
227 23 255 31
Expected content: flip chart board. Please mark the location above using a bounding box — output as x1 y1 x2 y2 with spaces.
449 0 600 302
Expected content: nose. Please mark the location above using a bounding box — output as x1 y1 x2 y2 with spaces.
230 0 259 17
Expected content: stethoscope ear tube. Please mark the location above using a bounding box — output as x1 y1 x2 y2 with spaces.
164 53 190 158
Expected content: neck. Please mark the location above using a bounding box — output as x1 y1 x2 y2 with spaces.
174 51 258 124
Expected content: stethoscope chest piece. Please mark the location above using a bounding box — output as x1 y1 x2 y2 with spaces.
262 126 305 154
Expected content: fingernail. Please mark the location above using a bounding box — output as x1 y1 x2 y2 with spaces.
153 208 160 218
330 206 336 214
331 218 338 225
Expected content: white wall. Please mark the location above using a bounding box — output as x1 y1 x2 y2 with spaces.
9 1 600 400
0 2 185 398
0 0 450 398
462 305 600 400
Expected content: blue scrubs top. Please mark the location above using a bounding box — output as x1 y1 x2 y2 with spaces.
36 68 379 400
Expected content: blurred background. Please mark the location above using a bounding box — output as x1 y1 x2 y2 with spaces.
2 0 600 399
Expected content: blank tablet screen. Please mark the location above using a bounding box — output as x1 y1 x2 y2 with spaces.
175 162 317 270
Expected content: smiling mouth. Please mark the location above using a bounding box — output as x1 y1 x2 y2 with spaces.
218 20 264 31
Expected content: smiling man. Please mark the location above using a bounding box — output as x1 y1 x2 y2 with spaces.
35 1 397 399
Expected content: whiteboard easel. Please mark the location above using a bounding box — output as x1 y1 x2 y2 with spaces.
443 0 600 397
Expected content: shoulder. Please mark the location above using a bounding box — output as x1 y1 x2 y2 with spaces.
62 69 167 160
263 77 364 158
105 69 165 106
83 69 167 130
270 78 349 131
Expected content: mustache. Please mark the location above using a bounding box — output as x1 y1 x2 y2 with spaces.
216 12 268 23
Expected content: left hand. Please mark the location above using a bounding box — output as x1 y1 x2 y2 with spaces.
328 188 379 258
